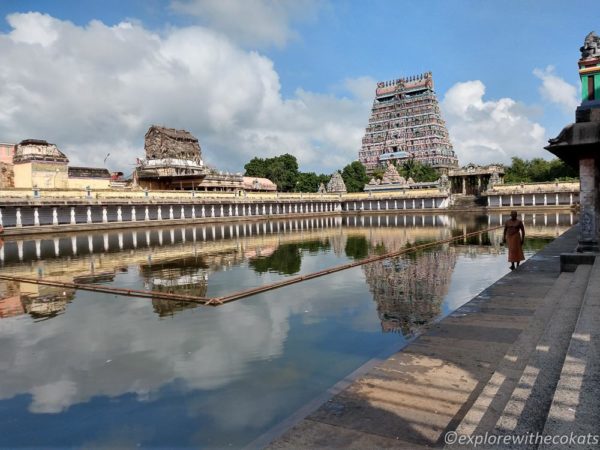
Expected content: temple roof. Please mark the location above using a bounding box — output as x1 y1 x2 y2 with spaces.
14 140 69 164
68 167 111 178
145 125 199 142
326 171 347 193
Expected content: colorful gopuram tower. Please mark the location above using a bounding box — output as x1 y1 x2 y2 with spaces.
358 72 458 173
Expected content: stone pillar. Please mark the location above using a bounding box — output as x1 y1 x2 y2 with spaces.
87 206 92 224
182 205 186 219
462 177 466 195
202 205 206 217
269 204 273 215
157 206 162 220
145 206 149 221
103 207 108 223
498 195 502 207
544 194 547 206
242 205 246 216
403 200 406 209
555 193 559 205
510 195 513 207
211 205 215 217
169 206 174 220
220 205 224 217
192 206 196 219
229 205 233 216
34 208 40 226
421 199 424 209
263 204 267 215
131 206 136 222
412 199 415 209
569 193 573 205
521 194 525 206
52 207 58 225
577 158 600 251
235 205 239 216
532 194 536 206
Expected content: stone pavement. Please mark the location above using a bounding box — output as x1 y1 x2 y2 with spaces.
265 226 597 449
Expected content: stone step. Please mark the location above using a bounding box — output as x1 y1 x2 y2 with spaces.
449 270 576 442
493 264 592 440
539 258 600 449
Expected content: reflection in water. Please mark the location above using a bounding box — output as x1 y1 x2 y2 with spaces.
364 249 456 334
0 213 576 448
248 240 331 275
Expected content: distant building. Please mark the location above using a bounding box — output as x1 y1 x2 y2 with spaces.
242 177 277 192
358 72 458 173
326 171 347 193
447 163 505 196
0 142 16 164
68 166 111 189
364 163 440 192
13 139 70 188
135 125 207 190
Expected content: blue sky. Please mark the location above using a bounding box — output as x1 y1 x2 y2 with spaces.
0 0 596 174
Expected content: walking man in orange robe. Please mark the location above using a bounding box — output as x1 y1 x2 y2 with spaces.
503 210 525 270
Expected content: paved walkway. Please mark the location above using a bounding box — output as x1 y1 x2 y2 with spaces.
267 226 592 449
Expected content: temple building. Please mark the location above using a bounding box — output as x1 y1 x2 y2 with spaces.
134 125 275 192
447 163 505 196
12 139 70 188
325 171 347 193
134 125 207 190
358 72 458 174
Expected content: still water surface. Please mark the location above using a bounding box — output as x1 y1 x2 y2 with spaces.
0 212 573 448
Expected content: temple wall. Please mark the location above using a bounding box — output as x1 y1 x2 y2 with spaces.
67 177 111 190
13 162 69 189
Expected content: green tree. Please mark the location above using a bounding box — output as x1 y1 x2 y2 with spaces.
266 154 299 192
504 157 578 183
244 153 300 192
244 157 268 178
397 159 439 182
295 172 330 192
341 161 370 192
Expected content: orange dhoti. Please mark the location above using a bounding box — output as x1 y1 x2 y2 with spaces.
506 231 524 263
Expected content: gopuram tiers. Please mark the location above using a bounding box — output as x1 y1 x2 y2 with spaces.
358 72 458 173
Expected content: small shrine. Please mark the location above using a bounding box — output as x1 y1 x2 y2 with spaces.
326 171 347 193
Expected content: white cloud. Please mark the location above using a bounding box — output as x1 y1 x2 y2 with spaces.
170 0 320 48
441 80 547 165
533 65 579 114
0 12 369 175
